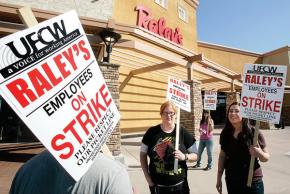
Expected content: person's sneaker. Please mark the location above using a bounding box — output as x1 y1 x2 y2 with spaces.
203 166 212 171
192 164 201 168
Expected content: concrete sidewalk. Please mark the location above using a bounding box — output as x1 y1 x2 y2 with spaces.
121 127 290 194
1 127 290 194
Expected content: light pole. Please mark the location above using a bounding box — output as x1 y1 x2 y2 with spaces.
99 28 121 63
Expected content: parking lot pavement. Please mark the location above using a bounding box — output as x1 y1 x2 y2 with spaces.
122 127 290 194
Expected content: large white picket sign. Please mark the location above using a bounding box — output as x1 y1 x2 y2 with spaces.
240 64 287 124
166 77 191 112
0 10 120 181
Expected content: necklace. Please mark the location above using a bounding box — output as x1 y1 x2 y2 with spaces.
161 123 175 133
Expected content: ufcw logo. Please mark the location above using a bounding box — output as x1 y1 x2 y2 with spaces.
253 65 277 73
5 20 67 59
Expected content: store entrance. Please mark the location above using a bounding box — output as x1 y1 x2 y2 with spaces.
202 92 227 125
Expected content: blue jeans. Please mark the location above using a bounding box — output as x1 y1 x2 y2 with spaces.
196 138 213 167
226 179 264 194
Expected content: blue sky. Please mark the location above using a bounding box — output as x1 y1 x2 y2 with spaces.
197 0 290 53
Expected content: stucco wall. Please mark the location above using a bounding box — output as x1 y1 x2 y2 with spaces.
263 48 290 107
113 0 198 52
198 42 262 74
263 48 290 86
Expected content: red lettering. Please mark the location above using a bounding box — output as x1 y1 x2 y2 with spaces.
6 78 38 108
51 84 112 159
245 74 251 83
241 96 281 112
176 28 183 45
251 75 257 84
135 5 183 45
273 101 281 112
148 19 158 33
76 109 95 135
51 134 74 159
90 92 106 118
6 40 86 108
267 77 273 86
78 40 91 60
164 28 172 40
158 18 166 36
135 5 151 28
241 96 248 107
27 68 53 97
63 120 83 144
42 62 62 86
277 78 283 87
54 53 71 79
254 98 262 109
100 84 112 107
62 47 77 71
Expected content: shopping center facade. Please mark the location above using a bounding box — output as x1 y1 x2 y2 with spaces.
0 0 289 155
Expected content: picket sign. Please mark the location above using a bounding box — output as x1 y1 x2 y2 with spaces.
0 7 120 181
17 6 114 164
203 90 217 111
166 77 191 173
240 64 287 187
17 7 114 160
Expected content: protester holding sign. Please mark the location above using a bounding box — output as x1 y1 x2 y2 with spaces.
9 150 135 194
140 101 197 194
193 110 214 170
216 102 270 194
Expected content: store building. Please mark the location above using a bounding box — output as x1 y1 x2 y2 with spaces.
0 0 289 155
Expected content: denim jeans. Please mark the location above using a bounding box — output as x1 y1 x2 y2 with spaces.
226 179 264 194
196 138 213 167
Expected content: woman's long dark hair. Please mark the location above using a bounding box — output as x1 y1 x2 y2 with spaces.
200 110 210 125
222 102 253 145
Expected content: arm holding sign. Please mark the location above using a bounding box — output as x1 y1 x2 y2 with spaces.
249 134 270 162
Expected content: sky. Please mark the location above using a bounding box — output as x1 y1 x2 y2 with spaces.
196 0 290 54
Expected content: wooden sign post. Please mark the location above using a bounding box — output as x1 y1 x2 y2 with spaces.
247 121 260 187
173 108 181 173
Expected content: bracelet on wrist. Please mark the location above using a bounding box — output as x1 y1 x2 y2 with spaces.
185 154 188 161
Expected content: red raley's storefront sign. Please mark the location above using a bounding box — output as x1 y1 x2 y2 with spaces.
135 5 183 45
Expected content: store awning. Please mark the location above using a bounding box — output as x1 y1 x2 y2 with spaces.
114 38 242 93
